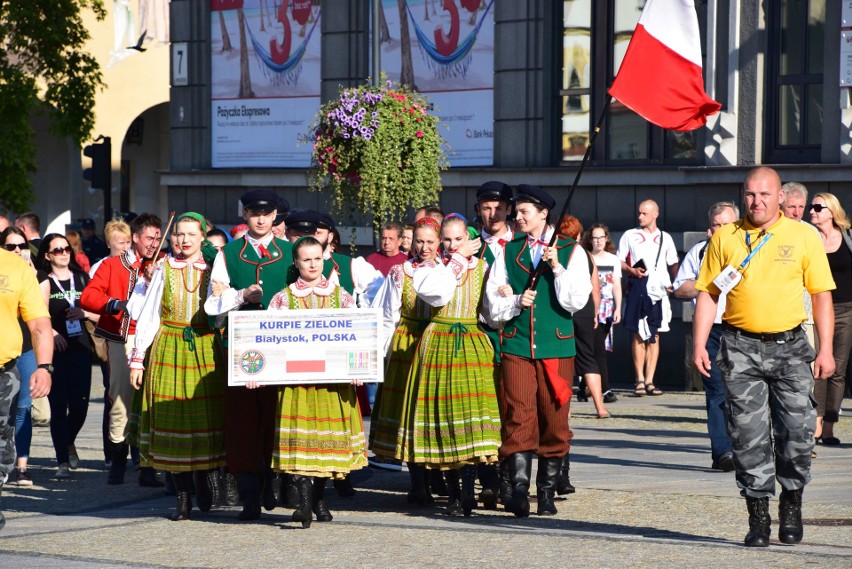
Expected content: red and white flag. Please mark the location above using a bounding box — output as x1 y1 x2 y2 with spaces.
608 0 721 132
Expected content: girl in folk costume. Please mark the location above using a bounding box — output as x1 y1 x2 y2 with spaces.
266 236 368 528
369 217 440 505
127 213 226 521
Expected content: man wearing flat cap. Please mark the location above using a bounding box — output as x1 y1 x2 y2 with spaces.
271 197 290 240
484 184 591 518
204 189 294 521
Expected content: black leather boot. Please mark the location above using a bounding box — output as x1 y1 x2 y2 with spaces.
499 461 512 506
107 442 128 485
237 473 262 521
169 472 193 521
477 463 499 510
291 475 314 528
778 489 804 544
194 470 213 511
744 496 771 547
207 469 222 509
138 467 164 488
406 463 432 506
313 478 333 522
429 468 449 496
262 467 278 511
556 452 576 495
222 470 239 506
444 469 463 516
333 473 356 497
505 452 533 518
282 473 300 508
461 465 477 517
536 456 561 516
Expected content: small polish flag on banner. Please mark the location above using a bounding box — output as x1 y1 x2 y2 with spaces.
608 0 721 132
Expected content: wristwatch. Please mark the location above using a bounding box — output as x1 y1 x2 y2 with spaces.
37 363 54 375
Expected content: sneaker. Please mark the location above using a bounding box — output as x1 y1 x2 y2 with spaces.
56 463 71 479
603 390 619 403
68 444 80 469
15 468 33 486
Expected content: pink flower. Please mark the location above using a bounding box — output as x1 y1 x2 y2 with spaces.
416 131 424 138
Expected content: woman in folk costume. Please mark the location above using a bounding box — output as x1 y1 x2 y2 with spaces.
128 213 226 521
266 236 368 528
369 217 440 505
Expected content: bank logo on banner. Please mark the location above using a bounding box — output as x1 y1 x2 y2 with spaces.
379 0 495 166
211 1 321 168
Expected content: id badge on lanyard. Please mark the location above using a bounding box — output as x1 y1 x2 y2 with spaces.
52 274 83 337
712 231 772 294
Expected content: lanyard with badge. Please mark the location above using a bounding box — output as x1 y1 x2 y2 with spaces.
51 273 83 337
712 230 772 294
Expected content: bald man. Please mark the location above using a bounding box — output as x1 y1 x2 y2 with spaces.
617 200 679 397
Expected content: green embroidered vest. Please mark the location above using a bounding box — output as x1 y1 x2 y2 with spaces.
500 232 577 360
222 236 294 310
323 252 354 295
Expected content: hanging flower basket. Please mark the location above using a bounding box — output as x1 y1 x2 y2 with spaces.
309 78 447 233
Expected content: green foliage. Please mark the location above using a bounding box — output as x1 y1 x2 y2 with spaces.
309 77 447 236
0 0 106 212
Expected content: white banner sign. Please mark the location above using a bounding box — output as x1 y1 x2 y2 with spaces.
228 308 384 386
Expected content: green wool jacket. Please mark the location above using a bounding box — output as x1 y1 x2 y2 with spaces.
222 236 295 309
323 252 354 294
500 232 578 360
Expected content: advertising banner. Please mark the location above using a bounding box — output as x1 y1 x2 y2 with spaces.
211 1 321 167
228 308 384 386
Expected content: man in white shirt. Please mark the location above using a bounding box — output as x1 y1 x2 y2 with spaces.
617 200 679 396
674 201 739 472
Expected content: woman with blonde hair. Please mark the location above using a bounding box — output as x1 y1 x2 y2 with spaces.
808 192 851 446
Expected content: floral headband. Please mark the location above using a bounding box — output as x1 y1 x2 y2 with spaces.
414 216 441 234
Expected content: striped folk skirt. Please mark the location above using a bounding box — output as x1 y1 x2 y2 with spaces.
369 316 425 459
382 318 501 468
272 384 367 479
129 324 226 472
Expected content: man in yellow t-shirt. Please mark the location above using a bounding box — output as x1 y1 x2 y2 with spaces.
693 167 835 549
0 249 53 530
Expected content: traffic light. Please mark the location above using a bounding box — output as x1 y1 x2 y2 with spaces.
83 136 111 190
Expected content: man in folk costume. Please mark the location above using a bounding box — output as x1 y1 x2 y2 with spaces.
484 185 592 517
80 213 164 488
204 190 294 521
473 180 514 507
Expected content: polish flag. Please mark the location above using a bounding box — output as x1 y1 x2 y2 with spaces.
608 0 721 132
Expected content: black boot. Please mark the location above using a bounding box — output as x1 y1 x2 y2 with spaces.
138 467 164 488
406 463 432 506
444 469 463 516
207 469 222 509
333 473 356 497
164 470 176 496
169 472 193 521
313 478 333 522
282 473 300 509
505 452 533 518
262 467 278 511
499 461 512 506
222 470 239 507
237 473 262 521
430 468 449 496
107 442 128 485
291 475 314 528
193 470 214 512
778 489 804 544
556 453 576 495
744 496 771 547
477 463 499 510
536 456 561 516
461 465 478 517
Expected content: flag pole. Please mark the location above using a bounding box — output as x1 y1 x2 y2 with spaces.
523 96 612 292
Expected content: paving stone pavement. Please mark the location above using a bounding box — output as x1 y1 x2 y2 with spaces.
1 383 849 568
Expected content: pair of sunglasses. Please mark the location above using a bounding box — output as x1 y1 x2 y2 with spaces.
48 246 73 255
3 243 25 251
808 204 830 213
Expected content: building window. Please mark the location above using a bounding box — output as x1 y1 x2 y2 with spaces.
560 0 706 165
765 0 825 163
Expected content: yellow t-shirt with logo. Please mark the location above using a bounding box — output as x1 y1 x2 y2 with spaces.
696 213 835 333
0 249 49 364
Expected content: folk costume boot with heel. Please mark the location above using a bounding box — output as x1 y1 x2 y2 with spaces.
237 473 262 521
461 465 478 517
556 452 576 495
312 478 333 522
477 463 500 510
169 472 194 521
505 452 533 518
291 475 314 528
406 463 432 506
444 469 463 516
536 456 561 516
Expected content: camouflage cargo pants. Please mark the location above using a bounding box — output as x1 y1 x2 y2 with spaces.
717 328 816 498
0 365 21 484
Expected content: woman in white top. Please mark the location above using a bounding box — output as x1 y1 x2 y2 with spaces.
582 224 622 404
